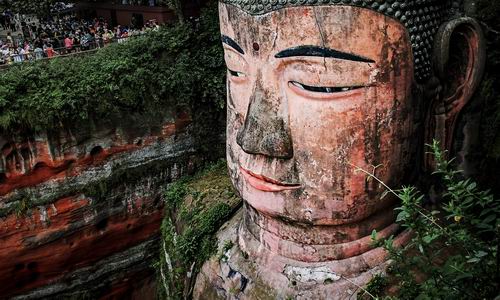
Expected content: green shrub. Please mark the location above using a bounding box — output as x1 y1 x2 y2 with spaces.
368 141 500 299
157 160 240 300
0 2 225 133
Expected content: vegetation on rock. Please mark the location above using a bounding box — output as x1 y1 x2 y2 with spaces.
364 141 500 299
361 4 500 297
157 160 241 299
0 3 225 134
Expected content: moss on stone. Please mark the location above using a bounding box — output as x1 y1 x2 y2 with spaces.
0 153 198 218
12 190 35 217
157 160 241 299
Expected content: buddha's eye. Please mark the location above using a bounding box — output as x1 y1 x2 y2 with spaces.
228 68 245 78
290 81 363 93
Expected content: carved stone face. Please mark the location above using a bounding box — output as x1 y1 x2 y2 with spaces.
221 4 422 225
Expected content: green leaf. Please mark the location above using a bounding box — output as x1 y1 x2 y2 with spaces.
422 234 437 244
482 214 496 224
396 211 409 223
467 257 481 263
475 250 488 258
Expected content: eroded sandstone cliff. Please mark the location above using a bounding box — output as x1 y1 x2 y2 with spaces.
0 109 220 299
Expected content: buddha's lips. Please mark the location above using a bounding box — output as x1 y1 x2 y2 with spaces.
240 167 301 192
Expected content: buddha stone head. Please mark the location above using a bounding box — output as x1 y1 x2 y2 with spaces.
220 0 485 262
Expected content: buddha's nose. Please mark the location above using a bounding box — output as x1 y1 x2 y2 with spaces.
236 79 293 159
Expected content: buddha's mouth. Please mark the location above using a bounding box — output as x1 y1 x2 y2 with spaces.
240 167 301 192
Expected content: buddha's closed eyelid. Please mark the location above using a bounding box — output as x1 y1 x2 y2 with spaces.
287 79 371 100
281 59 373 92
228 68 246 78
224 48 249 82
290 81 365 93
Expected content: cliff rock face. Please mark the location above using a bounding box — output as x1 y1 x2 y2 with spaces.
0 110 216 299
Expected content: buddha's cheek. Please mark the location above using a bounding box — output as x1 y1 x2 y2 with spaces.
288 90 366 182
286 87 411 221
286 102 363 216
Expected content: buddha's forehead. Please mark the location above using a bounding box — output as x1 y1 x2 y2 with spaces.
220 3 410 62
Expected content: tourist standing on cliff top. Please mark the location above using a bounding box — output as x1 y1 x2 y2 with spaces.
64 35 73 53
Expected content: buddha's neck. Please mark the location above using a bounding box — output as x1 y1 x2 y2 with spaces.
241 204 400 263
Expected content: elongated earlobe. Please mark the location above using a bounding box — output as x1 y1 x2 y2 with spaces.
430 17 486 153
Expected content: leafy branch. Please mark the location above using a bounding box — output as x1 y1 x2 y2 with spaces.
355 140 499 299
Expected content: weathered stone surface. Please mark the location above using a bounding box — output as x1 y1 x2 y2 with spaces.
0 109 222 298
11 239 159 300
195 1 486 298
0 193 162 298
195 210 412 299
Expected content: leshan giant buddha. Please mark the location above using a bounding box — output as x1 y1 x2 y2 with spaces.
195 0 485 298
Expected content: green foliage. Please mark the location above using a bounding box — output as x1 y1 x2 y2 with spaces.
222 239 234 252
371 140 500 299
157 160 240 300
13 190 34 217
218 239 234 262
361 274 389 299
0 2 225 134
164 179 189 209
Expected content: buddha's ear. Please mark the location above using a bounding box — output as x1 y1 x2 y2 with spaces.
431 17 486 153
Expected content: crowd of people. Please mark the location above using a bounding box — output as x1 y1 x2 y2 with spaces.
0 9 17 32
0 12 160 66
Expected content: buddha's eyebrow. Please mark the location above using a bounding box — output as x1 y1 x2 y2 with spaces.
275 45 375 63
221 35 245 55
